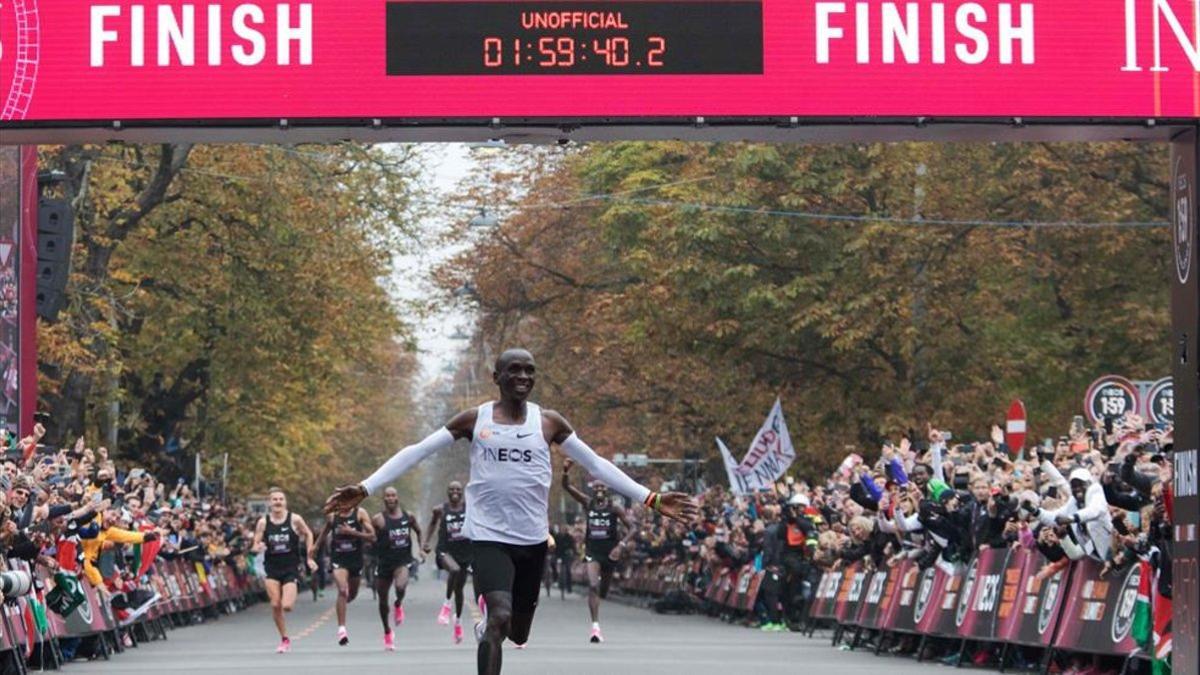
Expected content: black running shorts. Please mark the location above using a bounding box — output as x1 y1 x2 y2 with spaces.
331 552 363 577
264 559 299 586
376 554 413 581
471 540 547 613
585 541 618 568
436 546 473 572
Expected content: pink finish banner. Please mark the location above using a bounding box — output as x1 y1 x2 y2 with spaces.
2 0 1200 123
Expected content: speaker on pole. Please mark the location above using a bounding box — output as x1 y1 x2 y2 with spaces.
35 197 73 322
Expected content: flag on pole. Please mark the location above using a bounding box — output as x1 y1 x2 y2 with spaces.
1133 560 1152 649
715 399 796 495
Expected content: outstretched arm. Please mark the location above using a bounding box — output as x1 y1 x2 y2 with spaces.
544 410 699 523
560 459 591 506
325 410 477 514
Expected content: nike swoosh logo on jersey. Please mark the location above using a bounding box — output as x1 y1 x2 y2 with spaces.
516 432 534 439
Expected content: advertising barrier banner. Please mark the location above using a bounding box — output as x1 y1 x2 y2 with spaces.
833 563 865 623
1052 558 1142 656
810 569 842 620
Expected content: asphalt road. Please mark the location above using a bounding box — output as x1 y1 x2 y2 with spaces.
70 572 937 674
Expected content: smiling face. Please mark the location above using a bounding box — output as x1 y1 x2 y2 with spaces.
493 349 536 402
446 481 463 505
268 489 287 514
383 486 399 511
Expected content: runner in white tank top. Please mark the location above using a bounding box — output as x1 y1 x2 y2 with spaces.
324 348 700 675
465 400 552 544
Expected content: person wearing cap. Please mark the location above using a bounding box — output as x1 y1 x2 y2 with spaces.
775 492 816 627
1034 462 1113 561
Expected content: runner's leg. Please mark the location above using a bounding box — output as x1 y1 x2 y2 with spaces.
266 580 286 638
443 553 460 600
348 573 361 603
393 564 410 607
333 567 351 627
376 573 392 633
281 581 298 613
507 544 546 646
586 560 602 623
599 563 614 600
452 567 467 619
473 542 517 675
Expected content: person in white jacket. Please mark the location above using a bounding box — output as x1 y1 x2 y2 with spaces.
1035 462 1113 561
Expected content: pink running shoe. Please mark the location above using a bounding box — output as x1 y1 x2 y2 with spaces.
453 623 464 644
437 601 452 625
383 631 395 652
276 637 291 654
394 604 405 626
589 627 604 644
337 626 349 646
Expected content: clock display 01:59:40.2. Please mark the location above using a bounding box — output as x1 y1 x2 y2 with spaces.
484 35 667 69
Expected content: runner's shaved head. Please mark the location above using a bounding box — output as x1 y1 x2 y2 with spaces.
495 348 534 372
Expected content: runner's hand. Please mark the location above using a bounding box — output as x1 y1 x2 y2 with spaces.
323 484 367 515
608 545 621 562
562 458 575 474
655 492 700 523
306 558 317 572
423 543 432 555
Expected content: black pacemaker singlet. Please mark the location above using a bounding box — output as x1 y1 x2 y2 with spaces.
377 511 413 560
586 502 619 543
265 512 300 561
438 502 469 551
331 511 364 555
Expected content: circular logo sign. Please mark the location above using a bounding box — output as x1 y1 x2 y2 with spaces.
77 590 93 624
1037 570 1063 635
955 558 979 627
1084 375 1139 425
1147 377 1174 426
0 0 41 122
1175 154 1195 285
913 567 937 623
1111 564 1142 643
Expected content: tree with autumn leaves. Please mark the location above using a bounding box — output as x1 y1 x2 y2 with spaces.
440 141 1171 484
36 143 424 511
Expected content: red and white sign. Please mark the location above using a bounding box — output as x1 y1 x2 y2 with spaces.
3 0 1200 125
1005 399 1026 453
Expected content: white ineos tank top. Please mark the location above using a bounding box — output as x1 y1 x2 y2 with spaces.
465 401 552 545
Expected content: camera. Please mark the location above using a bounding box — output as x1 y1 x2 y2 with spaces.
0 569 33 599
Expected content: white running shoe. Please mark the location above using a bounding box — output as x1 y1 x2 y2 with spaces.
473 595 487 644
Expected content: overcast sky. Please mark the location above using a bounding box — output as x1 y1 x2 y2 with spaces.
389 143 478 386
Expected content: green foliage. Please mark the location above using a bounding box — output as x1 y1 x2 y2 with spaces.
446 142 1170 481
37 143 424 513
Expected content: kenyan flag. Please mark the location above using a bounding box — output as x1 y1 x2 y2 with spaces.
22 592 49 658
1152 586 1172 675
1132 560 1172 675
1133 561 1151 650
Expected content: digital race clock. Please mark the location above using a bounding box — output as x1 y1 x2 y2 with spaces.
385 1 764 75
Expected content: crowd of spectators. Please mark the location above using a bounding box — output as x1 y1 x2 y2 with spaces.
0 423 261 659
609 413 1174 669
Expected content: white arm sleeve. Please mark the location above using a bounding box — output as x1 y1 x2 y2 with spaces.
560 433 652 504
930 442 946 481
362 427 456 496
